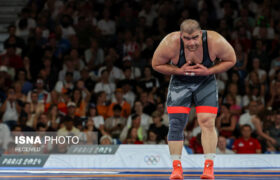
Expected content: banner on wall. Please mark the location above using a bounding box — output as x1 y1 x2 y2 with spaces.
1 145 280 168
0 155 49 167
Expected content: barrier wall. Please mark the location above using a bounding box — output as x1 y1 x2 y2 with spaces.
1 145 280 168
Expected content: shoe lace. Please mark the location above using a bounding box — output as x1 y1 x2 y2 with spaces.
204 162 213 174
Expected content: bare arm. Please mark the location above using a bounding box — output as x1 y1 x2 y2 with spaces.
208 32 236 75
252 116 276 144
152 33 190 75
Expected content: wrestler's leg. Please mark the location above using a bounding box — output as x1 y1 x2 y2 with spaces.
197 112 217 154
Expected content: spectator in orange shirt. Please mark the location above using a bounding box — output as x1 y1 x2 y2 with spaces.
107 88 131 118
96 91 108 119
232 124 262 154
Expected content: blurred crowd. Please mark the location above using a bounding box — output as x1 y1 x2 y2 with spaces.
0 0 280 154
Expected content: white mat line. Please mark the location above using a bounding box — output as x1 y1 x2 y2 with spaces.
0 170 119 174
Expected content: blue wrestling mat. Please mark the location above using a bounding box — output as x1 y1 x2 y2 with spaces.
0 167 279 179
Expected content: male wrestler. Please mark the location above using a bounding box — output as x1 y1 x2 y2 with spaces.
152 19 236 179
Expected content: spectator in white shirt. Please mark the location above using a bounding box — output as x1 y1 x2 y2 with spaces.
126 101 152 131
138 1 157 27
0 117 11 152
98 55 123 83
94 69 115 101
216 136 235 154
54 71 74 94
58 56 81 82
84 39 104 70
97 8 116 36
60 15 76 39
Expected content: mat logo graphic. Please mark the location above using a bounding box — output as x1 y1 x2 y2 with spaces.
144 155 160 165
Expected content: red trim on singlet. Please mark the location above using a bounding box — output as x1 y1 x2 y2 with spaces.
167 106 191 114
195 106 218 114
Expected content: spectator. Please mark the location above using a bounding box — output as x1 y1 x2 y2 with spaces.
268 80 280 111
139 91 156 116
84 39 104 71
120 114 147 142
216 104 237 138
100 135 113 145
148 113 168 142
98 55 123 83
70 49 85 71
232 124 262 154
120 80 136 107
27 78 51 104
58 56 81 82
105 104 126 139
4 25 25 50
22 102 35 128
216 136 235 154
94 91 108 119
60 14 76 39
45 104 60 131
0 88 21 129
57 117 80 137
121 31 140 60
63 102 81 127
139 66 159 94
94 69 116 101
244 72 265 106
152 103 169 126
123 127 143 144
267 111 280 152
0 45 23 71
86 103 107 135
126 101 152 131
14 81 27 104
54 71 74 94
239 100 259 131
138 1 157 27
233 42 248 80
0 114 11 152
250 57 267 84
97 8 116 36
107 88 131 118
145 130 165 144
71 89 89 118
121 56 141 80
16 69 32 94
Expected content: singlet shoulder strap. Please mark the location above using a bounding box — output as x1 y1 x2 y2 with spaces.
202 30 211 61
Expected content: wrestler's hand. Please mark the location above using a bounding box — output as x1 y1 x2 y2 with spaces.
187 64 211 76
179 61 193 75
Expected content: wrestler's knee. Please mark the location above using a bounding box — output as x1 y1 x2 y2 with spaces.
198 116 216 132
167 113 188 141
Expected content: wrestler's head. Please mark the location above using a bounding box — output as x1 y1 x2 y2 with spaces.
180 19 202 52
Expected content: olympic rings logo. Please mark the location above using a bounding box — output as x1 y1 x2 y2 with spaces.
144 155 160 165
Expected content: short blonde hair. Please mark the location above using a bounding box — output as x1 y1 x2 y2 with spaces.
180 19 201 34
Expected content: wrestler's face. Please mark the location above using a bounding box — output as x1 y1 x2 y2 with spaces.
181 30 202 52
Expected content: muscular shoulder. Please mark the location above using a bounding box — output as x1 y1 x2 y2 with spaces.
206 30 235 59
206 30 225 46
157 32 180 57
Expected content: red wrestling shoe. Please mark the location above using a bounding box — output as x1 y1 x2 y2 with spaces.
200 159 215 179
169 160 183 179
